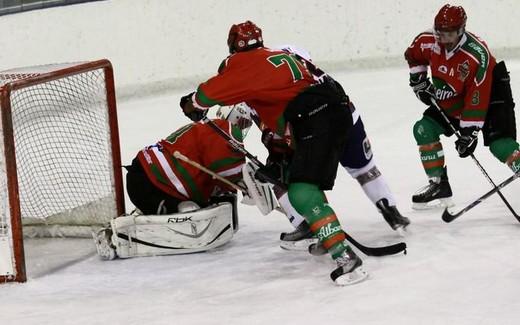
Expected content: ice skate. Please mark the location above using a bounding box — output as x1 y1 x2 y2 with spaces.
279 221 317 251
376 198 410 235
330 247 368 286
93 227 117 260
412 167 454 210
308 240 327 256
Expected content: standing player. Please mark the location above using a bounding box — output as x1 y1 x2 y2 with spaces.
181 21 368 285
405 4 519 209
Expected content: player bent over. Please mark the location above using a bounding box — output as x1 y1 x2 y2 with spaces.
93 106 251 260
260 46 409 249
181 21 368 285
405 4 519 209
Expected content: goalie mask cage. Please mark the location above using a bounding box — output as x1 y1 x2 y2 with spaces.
0 60 125 283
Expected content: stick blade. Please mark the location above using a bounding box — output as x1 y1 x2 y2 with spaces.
441 208 457 223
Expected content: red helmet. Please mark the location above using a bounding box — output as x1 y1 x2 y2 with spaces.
227 20 263 54
434 4 467 32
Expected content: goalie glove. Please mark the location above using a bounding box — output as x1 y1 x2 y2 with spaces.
409 73 436 106
242 162 277 215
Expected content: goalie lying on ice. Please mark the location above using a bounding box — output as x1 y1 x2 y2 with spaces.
94 105 253 259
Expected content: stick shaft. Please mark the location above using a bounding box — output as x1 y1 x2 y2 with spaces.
173 150 246 192
430 99 520 221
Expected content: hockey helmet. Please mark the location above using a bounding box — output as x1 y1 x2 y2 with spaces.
434 4 467 45
216 103 253 139
227 20 263 54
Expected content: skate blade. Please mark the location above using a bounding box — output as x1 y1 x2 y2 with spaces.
308 242 327 256
412 197 454 210
334 267 369 286
280 238 318 251
395 226 408 237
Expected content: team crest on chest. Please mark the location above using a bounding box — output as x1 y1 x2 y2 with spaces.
457 60 470 81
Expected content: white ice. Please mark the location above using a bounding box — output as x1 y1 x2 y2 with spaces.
2 62 520 325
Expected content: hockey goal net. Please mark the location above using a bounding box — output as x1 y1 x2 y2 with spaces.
0 60 125 283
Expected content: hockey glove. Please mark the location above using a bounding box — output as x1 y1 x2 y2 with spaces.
261 128 292 163
185 108 207 122
409 73 436 106
179 92 194 109
255 160 283 184
455 126 479 158
180 92 207 122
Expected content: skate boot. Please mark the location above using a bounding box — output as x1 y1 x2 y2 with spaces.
279 221 317 251
376 198 410 233
330 246 369 286
93 227 117 260
412 167 454 210
308 240 328 256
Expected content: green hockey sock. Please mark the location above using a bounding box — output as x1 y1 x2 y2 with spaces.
418 141 445 177
489 138 520 172
287 182 347 259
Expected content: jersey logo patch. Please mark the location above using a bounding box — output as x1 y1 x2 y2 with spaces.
457 60 470 81
438 65 448 74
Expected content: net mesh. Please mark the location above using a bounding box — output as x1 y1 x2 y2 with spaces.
1 65 118 237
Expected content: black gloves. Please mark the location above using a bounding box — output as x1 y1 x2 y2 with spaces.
179 92 207 122
261 128 291 163
410 73 436 106
185 108 207 122
455 126 479 158
254 162 281 184
179 92 194 109
254 129 293 185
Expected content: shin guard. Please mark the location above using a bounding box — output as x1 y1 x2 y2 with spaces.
288 183 347 259
419 142 445 177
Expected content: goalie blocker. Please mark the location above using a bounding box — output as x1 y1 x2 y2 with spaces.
94 201 236 259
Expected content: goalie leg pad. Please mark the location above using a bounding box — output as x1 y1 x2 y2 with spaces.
111 203 234 258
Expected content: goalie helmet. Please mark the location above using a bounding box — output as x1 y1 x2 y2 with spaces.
216 103 253 139
227 20 263 54
434 4 466 44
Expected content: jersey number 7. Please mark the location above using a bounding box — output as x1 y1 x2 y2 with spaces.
267 53 304 82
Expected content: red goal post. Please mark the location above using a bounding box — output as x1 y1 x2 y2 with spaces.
0 59 125 283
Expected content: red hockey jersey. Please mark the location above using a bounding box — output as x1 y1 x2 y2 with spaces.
405 30 496 128
191 47 315 136
137 119 245 205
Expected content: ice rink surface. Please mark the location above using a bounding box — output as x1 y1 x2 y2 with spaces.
2 62 520 325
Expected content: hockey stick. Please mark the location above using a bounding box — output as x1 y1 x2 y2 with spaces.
202 117 285 188
203 117 407 256
442 171 520 222
343 232 407 256
175 150 277 215
430 99 520 222
173 150 246 192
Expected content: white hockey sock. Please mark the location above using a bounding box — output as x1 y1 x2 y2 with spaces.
361 175 396 207
345 163 397 208
277 192 306 228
